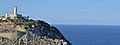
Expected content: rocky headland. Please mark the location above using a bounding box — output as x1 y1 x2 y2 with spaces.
0 7 72 45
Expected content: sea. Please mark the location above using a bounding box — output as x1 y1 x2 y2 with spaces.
54 25 120 45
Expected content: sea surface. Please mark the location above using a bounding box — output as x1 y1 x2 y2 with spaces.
54 25 120 45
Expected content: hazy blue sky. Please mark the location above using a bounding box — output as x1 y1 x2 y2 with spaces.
0 0 120 25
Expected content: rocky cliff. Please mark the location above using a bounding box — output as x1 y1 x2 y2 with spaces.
0 7 71 45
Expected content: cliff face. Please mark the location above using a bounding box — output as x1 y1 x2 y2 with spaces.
0 9 71 45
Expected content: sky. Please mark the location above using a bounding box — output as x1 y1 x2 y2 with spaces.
0 0 120 25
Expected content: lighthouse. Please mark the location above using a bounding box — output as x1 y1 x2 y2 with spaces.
10 6 18 19
13 6 17 16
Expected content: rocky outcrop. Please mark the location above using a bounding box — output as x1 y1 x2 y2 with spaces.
0 7 72 45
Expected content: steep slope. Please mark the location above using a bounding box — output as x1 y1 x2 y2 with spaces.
0 8 72 45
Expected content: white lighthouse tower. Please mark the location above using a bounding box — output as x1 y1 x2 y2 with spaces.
13 6 17 16
10 6 18 19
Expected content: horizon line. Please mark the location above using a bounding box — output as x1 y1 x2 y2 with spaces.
52 23 120 26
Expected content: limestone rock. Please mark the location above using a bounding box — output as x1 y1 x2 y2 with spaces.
0 7 72 45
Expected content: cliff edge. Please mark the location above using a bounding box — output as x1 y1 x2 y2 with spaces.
0 7 72 45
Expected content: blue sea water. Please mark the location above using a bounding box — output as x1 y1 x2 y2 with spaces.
54 25 120 45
